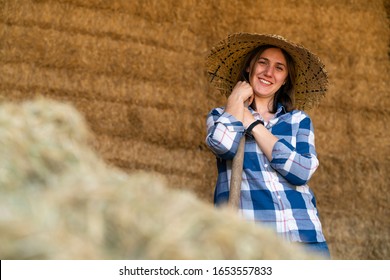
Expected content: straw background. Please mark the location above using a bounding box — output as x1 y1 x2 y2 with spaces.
0 0 389 259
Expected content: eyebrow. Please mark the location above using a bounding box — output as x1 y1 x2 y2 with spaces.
259 57 287 68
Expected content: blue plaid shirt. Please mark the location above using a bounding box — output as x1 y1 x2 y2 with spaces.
205 104 326 243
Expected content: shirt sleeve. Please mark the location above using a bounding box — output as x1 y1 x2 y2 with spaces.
270 113 319 185
205 107 245 160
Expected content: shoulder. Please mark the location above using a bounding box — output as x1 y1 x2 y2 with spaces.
291 109 311 120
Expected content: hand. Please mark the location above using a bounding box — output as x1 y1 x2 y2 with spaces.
229 81 254 105
225 81 254 123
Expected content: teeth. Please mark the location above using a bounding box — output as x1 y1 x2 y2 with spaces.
260 78 271 85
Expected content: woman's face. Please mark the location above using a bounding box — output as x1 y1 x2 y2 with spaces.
248 47 289 99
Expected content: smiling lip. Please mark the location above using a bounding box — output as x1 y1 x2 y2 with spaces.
259 78 272 85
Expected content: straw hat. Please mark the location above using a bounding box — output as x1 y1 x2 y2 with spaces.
206 33 328 110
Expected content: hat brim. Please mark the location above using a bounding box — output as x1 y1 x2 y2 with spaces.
206 33 328 110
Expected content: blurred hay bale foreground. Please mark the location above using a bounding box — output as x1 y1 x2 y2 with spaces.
0 98 317 260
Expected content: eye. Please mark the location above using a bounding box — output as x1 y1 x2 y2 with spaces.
258 58 268 65
276 64 286 71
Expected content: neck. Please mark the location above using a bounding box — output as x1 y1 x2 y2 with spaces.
252 96 275 122
254 96 273 112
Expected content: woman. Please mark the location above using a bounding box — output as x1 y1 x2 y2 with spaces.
205 33 330 258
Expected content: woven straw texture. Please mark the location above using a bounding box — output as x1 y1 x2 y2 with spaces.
206 33 328 110
0 0 389 260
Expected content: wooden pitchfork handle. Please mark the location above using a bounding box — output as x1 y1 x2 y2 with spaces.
228 134 245 209
228 101 248 209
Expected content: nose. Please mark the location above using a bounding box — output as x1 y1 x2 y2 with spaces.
264 65 273 77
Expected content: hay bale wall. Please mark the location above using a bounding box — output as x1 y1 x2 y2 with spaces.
0 0 389 259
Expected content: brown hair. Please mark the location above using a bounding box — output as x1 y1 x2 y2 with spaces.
238 45 296 113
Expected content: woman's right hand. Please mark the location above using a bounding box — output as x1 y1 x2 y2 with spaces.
229 81 254 105
225 81 254 123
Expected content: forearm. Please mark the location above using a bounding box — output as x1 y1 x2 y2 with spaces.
205 109 245 160
251 124 278 161
250 120 318 185
270 139 319 185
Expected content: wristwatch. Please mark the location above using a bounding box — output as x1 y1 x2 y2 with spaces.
245 119 264 136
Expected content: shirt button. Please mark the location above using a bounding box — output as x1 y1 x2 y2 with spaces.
264 164 268 168
277 195 281 200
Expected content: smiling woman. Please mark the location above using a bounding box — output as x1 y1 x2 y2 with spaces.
243 46 297 115
205 33 330 259
245 48 290 117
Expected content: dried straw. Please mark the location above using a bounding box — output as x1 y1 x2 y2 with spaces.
0 98 318 260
